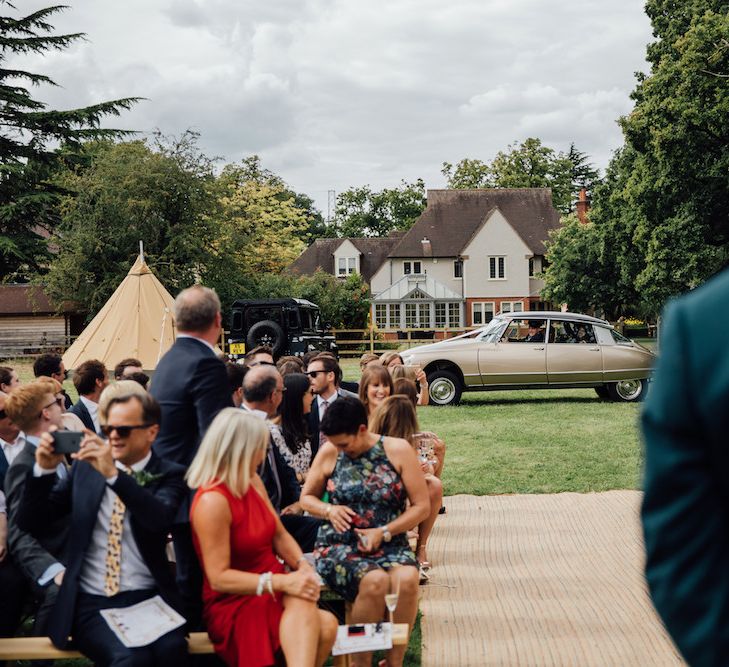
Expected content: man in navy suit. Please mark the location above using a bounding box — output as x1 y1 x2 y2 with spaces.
18 391 188 665
150 285 231 625
306 354 357 458
69 359 109 433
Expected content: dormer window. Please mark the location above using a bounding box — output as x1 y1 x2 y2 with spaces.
404 261 422 275
338 257 357 277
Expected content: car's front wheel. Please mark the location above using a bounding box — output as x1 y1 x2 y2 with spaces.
594 385 610 399
608 379 647 402
427 370 463 406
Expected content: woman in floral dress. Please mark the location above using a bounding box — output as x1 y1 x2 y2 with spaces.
301 397 430 667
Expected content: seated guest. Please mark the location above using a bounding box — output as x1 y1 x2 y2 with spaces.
0 393 28 639
244 345 275 367
224 361 246 408
99 380 148 422
0 488 27 638
242 366 320 552
70 359 109 433
301 397 429 667
393 379 446 479
359 353 380 372
370 396 444 573
276 355 305 377
358 365 394 418
306 354 356 456
17 391 189 665
34 353 73 409
113 357 144 381
4 379 69 637
0 366 21 396
189 409 336 667
270 373 314 484
384 355 429 406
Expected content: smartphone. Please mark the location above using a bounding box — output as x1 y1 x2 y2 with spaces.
52 431 83 454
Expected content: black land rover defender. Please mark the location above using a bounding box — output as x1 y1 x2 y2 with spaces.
228 298 338 360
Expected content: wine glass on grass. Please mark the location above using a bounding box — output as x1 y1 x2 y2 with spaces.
384 567 401 626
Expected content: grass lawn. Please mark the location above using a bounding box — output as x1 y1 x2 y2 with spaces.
339 357 644 496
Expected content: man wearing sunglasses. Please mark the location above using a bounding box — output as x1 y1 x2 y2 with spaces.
17 391 188 664
3 379 69 639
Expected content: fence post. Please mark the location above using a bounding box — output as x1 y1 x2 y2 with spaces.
369 324 374 353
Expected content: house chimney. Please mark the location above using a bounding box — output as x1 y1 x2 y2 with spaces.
576 188 590 224
421 236 432 257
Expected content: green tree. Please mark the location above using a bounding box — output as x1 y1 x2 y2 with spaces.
442 139 598 214
44 135 219 315
333 179 426 238
0 4 138 280
619 2 729 312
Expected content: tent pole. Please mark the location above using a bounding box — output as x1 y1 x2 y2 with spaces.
139 240 144 264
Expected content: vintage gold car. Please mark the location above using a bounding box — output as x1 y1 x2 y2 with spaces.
401 311 655 406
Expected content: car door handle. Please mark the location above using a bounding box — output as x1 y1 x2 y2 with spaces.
589 347 600 351
533 346 545 351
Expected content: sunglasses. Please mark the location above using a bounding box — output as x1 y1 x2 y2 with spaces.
38 397 64 416
306 370 329 377
101 424 152 438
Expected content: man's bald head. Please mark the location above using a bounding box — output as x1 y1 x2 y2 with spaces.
242 365 281 405
175 285 221 333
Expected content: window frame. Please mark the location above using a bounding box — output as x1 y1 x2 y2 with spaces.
488 255 506 280
454 259 463 278
471 301 495 326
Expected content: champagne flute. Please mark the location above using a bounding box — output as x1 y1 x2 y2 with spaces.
384 568 401 625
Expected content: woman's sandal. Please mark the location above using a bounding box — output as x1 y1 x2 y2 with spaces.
419 564 431 584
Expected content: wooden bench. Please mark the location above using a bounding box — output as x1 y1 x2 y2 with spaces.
0 625 408 663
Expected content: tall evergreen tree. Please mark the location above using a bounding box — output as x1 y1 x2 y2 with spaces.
0 3 138 279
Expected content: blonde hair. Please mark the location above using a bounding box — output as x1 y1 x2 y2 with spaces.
99 380 148 425
359 353 380 370
5 378 62 431
389 365 416 382
186 409 269 497
379 351 404 368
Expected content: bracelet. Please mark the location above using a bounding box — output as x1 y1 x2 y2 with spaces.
256 573 266 596
266 572 274 598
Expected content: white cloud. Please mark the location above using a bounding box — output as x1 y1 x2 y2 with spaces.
10 0 653 213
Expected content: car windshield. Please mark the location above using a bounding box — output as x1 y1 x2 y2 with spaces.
478 317 508 343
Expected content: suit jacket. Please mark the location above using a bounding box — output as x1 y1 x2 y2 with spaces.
641 267 729 667
17 452 187 649
5 441 69 586
307 388 358 458
69 400 95 433
260 437 301 512
150 336 232 521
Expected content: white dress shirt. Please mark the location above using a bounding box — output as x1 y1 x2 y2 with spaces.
317 389 339 415
0 431 26 467
79 396 100 434
78 452 157 595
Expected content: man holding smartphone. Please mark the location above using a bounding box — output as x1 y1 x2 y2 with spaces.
17 391 189 664
4 379 69 637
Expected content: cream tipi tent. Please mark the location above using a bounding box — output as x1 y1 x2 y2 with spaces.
62 254 176 371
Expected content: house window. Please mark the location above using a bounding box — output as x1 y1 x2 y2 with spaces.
435 303 446 328
472 302 495 325
404 261 422 275
405 303 417 327
418 303 430 328
529 258 534 277
375 304 387 328
338 257 357 276
389 303 400 329
454 260 463 278
489 256 505 280
500 301 524 314
448 302 460 327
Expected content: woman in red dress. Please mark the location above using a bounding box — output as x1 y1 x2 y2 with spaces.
188 408 337 667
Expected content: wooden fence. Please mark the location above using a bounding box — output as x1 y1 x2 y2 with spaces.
331 326 478 357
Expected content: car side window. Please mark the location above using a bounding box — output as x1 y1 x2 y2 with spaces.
550 320 596 344
500 318 546 342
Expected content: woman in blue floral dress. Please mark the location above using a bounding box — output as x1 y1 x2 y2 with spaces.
301 397 430 667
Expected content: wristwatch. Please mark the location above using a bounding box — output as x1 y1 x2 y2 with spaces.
381 525 392 543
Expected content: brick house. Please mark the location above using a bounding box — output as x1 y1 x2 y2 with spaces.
290 188 560 330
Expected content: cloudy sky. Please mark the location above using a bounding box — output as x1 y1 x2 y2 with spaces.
18 0 654 215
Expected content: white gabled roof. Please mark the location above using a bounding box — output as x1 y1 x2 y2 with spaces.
373 274 463 301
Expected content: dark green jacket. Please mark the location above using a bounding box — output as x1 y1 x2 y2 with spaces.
642 268 729 667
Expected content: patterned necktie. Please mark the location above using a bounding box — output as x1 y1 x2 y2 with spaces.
104 467 129 597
